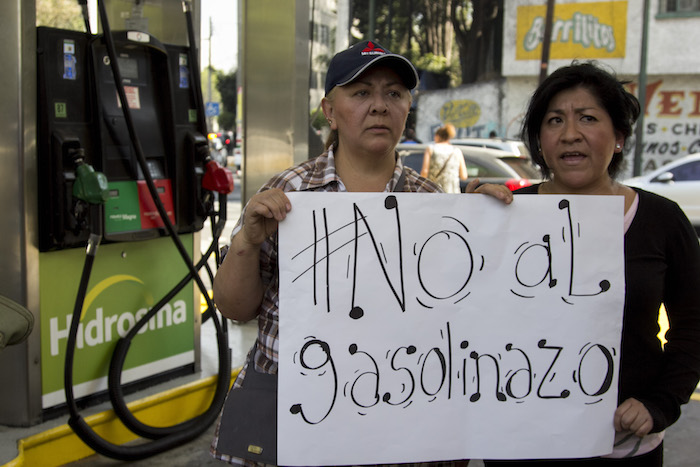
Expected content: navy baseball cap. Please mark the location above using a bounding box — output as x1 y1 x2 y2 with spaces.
324 40 419 95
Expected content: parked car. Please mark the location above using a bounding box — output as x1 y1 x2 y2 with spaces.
451 137 531 158
396 143 541 192
624 153 700 231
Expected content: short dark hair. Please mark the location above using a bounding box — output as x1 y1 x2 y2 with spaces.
520 61 641 179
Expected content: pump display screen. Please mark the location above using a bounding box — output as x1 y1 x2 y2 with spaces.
117 56 138 79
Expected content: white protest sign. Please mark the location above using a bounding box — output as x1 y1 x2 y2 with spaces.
278 192 625 465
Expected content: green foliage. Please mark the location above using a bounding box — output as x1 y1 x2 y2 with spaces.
447 58 463 87
36 0 85 31
350 0 460 85
217 111 236 131
414 53 449 73
310 107 328 131
201 67 221 103
215 69 238 131
349 0 501 87
216 70 237 109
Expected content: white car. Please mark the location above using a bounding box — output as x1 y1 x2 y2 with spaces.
624 153 700 231
451 137 531 158
397 143 541 192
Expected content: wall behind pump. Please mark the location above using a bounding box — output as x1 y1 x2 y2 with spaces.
0 0 42 426
238 0 310 205
416 77 537 144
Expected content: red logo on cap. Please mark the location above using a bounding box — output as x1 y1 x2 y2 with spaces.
362 41 385 55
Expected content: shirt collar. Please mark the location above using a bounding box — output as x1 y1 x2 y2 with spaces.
303 145 404 193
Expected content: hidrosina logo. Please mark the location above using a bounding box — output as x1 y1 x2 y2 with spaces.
49 274 188 356
361 41 385 56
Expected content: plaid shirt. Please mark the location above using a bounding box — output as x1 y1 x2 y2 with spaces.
212 147 449 466
235 147 440 380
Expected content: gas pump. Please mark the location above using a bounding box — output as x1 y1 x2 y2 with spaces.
35 0 234 460
37 25 215 250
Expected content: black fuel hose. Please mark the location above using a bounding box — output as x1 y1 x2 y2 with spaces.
107 193 230 439
97 2 214 312
65 226 222 460
183 1 208 137
77 0 91 36
63 0 232 460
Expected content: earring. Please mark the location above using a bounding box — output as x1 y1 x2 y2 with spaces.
615 144 621 150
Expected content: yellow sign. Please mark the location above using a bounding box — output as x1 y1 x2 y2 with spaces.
516 1 627 60
440 99 481 128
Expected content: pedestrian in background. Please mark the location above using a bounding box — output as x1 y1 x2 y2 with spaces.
484 61 700 466
401 127 422 143
421 123 468 193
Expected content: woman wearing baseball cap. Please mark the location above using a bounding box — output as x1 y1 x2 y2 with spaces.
211 40 509 466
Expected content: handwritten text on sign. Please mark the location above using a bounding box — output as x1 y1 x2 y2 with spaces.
278 193 625 465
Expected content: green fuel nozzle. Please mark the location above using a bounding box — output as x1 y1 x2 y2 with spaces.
71 148 110 205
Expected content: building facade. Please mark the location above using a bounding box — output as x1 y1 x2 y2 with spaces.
416 0 700 177
309 0 351 111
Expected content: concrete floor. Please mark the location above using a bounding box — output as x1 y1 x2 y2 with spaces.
64 398 700 466
61 395 700 467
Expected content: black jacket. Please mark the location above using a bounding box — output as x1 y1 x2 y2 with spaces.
515 184 700 432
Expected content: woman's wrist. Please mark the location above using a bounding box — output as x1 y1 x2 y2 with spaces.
231 229 264 256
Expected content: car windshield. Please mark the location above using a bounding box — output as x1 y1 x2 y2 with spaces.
400 152 424 172
668 160 700 181
501 157 540 179
514 142 531 158
465 159 507 178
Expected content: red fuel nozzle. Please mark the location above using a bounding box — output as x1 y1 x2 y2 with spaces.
202 160 234 194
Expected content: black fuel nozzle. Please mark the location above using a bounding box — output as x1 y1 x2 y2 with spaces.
196 142 211 163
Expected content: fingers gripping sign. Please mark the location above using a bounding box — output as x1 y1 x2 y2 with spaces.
614 398 654 438
242 188 293 246
466 179 514 205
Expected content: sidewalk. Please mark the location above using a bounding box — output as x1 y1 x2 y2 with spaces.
48 396 700 466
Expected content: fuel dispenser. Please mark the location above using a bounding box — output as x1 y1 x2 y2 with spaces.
33 0 233 459
36 27 212 250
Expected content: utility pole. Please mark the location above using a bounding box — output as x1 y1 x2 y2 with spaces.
207 16 213 132
633 0 650 177
368 0 375 41
539 0 555 84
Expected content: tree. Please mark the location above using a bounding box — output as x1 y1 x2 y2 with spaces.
417 0 454 61
350 0 503 87
451 0 503 84
215 70 237 132
36 0 85 31
351 0 455 82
